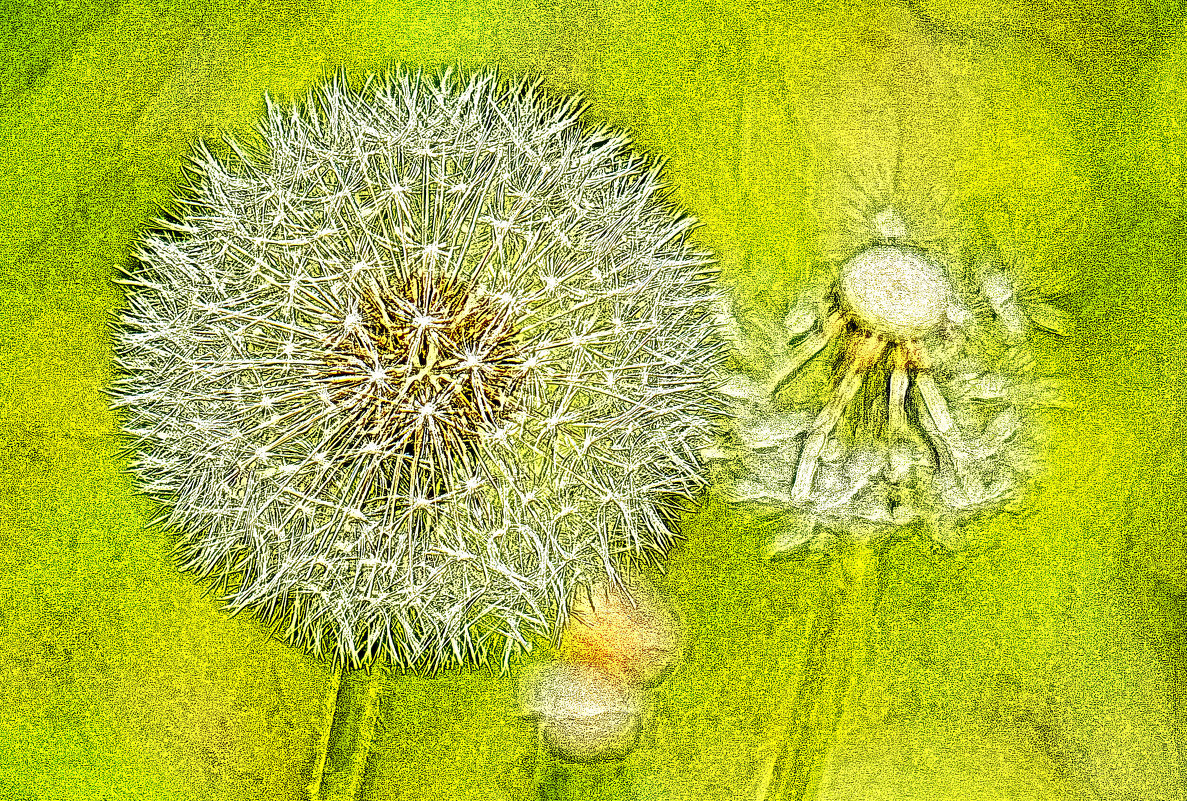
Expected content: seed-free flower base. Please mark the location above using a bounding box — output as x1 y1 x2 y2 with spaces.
838 246 949 338
716 203 1069 550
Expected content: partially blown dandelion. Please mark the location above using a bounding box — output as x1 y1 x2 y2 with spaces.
110 70 722 669
717 198 1069 552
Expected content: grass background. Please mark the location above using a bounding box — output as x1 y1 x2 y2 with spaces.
1 0 1185 798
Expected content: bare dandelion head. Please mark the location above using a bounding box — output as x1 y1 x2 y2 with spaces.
838 246 951 339
110 69 723 670
717 185 1071 554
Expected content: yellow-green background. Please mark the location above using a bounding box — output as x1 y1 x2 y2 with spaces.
1 0 1184 798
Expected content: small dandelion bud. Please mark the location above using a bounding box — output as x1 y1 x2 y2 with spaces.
563 580 681 687
520 662 643 762
110 68 723 671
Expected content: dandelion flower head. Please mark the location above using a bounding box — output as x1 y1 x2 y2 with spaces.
111 70 722 670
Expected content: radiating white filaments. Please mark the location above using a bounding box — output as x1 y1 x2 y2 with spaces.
110 69 724 670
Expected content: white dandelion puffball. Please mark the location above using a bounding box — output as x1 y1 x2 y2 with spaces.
110 70 722 670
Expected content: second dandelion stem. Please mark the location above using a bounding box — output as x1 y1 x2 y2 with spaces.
757 540 883 801
309 664 388 801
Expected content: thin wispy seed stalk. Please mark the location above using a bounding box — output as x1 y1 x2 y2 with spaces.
111 68 724 672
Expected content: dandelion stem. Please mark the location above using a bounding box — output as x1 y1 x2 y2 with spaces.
308 664 388 801
531 731 640 801
755 540 883 801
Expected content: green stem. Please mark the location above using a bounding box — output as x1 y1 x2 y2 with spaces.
757 540 883 801
308 664 388 801
531 733 640 801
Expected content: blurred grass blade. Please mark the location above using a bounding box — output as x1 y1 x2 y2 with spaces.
759 541 883 800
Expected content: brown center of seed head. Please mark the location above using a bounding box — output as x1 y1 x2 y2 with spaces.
320 271 525 475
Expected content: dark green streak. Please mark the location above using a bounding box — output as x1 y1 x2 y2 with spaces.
532 736 640 801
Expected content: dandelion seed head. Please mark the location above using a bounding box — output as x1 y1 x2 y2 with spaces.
111 68 723 670
719 182 1069 554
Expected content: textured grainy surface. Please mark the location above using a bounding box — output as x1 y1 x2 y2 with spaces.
0 1 1184 800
